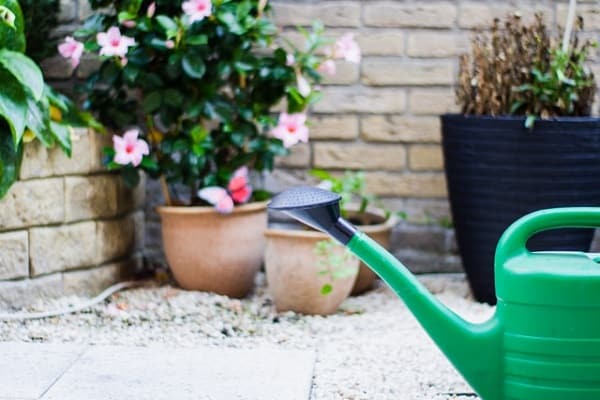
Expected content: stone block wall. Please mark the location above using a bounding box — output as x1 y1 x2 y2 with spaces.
0 129 145 309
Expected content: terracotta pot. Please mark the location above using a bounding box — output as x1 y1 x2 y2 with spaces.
347 209 396 296
264 228 359 315
157 201 268 298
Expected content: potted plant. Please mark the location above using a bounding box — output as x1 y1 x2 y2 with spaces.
65 0 359 297
0 0 98 199
441 6 600 304
265 170 395 315
312 169 398 295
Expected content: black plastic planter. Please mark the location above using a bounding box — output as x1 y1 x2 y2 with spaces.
441 114 600 304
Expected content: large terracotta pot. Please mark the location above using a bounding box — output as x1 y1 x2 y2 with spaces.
157 201 268 298
264 228 359 315
348 209 396 295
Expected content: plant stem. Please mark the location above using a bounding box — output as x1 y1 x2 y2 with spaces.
562 0 577 53
160 176 172 206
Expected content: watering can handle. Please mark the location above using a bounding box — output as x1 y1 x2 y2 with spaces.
495 207 600 261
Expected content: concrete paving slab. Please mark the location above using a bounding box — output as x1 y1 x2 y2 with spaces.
42 345 315 400
0 342 84 400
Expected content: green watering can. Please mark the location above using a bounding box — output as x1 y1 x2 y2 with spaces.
268 186 600 400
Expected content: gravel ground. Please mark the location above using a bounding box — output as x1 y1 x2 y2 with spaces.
0 273 493 400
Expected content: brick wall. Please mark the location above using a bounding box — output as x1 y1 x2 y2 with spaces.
35 0 600 280
0 129 145 308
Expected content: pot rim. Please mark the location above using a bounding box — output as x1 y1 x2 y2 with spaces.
345 206 397 232
266 207 396 238
441 113 600 123
156 200 269 215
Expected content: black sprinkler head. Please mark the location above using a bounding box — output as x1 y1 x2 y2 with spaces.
268 186 357 245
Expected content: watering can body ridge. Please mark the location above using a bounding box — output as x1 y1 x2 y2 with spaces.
267 188 600 399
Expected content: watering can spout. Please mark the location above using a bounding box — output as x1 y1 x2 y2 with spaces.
269 187 503 399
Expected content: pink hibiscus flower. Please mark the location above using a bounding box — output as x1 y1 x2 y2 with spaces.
198 167 253 214
97 27 137 57
113 129 150 167
58 37 84 68
270 113 309 148
182 0 212 23
333 33 361 64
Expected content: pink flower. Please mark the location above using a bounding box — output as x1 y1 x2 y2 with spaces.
270 113 309 148
58 37 84 68
165 40 175 49
147 2 156 18
197 187 234 213
297 73 311 97
228 166 252 204
198 167 253 214
182 0 212 23
113 129 150 167
97 27 137 57
333 33 361 64
317 59 336 77
286 53 295 66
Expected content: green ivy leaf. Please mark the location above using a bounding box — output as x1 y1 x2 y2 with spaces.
182 53 206 79
0 68 27 145
49 121 72 156
0 49 44 100
25 95 53 147
0 128 22 198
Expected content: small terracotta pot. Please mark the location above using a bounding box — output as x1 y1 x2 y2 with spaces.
347 209 396 295
264 228 359 315
157 201 268 298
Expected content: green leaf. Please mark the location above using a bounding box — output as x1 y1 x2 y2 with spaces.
143 91 162 113
186 34 208 46
118 11 136 23
524 115 536 129
156 15 178 38
320 284 333 296
0 0 25 51
0 49 44 101
182 53 206 79
121 165 141 187
25 95 53 147
49 121 72 156
0 127 22 199
0 5 16 29
164 89 183 107
0 68 27 145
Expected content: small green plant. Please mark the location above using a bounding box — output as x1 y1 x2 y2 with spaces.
311 169 405 222
457 13 597 128
314 239 357 296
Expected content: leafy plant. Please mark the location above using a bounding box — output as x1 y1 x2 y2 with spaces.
457 13 597 128
314 239 357 296
311 169 404 223
20 0 61 63
66 0 360 208
0 0 99 198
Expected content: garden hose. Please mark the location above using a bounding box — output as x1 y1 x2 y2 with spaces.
0 280 148 321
